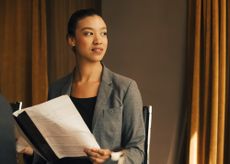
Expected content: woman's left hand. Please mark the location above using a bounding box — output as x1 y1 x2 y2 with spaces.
84 148 111 164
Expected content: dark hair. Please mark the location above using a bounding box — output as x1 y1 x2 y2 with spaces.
67 8 101 37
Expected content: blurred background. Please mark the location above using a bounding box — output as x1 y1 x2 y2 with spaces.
0 0 229 164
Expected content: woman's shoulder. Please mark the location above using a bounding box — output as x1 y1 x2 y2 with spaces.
112 71 134 84
103 66 138 89
48 72 73 99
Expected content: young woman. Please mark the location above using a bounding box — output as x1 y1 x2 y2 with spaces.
33 8 145 164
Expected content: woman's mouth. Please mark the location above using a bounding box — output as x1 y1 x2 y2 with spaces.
92 48 103 53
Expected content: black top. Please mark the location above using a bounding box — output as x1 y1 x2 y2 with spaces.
70 96 96 131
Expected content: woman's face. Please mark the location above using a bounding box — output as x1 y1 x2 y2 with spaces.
72 15 108 63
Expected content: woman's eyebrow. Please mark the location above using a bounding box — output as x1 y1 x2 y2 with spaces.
100 27 107 30
81 27 93 31
81 27 107 31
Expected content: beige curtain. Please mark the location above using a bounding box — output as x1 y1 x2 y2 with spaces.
0 0 48 107
31 0 48 105
226 1 230 163
0 0 101 105
186 0 229 163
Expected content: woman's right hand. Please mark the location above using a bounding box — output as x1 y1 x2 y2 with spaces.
84 148 111 164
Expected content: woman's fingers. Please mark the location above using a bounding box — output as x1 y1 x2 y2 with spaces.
84 148 98 157
84 148 111 163
97 149 111 157
90 156 105 164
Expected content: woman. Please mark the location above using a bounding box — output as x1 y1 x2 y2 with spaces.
33 8 145 164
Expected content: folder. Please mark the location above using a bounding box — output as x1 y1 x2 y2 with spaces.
13 95 100 161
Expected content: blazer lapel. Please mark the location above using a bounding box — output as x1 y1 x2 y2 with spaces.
59 66 113 131
92 66 112 130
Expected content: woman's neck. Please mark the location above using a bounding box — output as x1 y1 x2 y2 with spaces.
74 62 102 83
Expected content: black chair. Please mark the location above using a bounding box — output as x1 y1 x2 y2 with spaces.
143 106 152 164
10 101 22 112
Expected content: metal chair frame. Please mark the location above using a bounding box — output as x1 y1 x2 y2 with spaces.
143 105 152 164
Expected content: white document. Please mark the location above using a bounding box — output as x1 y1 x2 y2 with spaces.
13 95 100 159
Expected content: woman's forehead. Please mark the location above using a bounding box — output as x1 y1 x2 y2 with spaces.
76 15 107 30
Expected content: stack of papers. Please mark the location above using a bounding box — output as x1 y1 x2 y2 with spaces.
13 95 100 161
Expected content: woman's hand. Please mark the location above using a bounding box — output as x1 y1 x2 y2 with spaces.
84 148 111 164
19 146 33 155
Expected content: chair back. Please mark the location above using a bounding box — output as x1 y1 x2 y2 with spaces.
143 105 152 164
10 101 22 112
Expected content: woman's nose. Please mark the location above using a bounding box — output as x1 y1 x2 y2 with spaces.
93 35 102 45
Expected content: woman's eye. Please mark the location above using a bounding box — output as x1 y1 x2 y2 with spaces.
84 32 93 36
101 32 107 36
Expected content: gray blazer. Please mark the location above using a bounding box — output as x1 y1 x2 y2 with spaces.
35 65 145 164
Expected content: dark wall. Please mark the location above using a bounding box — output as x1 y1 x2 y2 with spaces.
101 0 187 163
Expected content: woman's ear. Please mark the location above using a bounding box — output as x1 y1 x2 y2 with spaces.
67 36 76 47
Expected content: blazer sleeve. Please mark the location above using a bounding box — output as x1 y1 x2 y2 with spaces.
121 80 145 163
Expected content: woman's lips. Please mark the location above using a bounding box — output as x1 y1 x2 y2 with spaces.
92 48 103 53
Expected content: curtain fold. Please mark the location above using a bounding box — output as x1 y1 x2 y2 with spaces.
217 0 226 163
0 0 33 106
0 0 48 106
0 0 100 106
186 0 229 163
225 1 230 163
31 0 48 105
226 1 230 163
